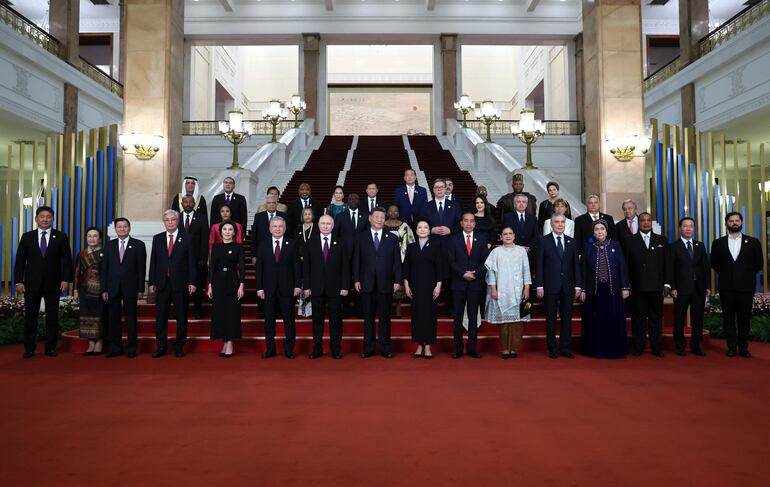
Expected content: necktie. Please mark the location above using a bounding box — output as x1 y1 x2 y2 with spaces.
593 214 598 221
268 212 274 222
520 214 525 225
119 239 126 263
168 233 174 256
686 241 694 260
466 234 472 256
629 220 635 234
274 240 281 262
351 211 357 228
323 237 329 262
643 234 649 249
370 198 374 212
557 235 564 257
408 186 414 204
438 201 443 221
40 231 47 257
226 194 231 203
185 214 190 231
373 232 380 251
303 199 308 208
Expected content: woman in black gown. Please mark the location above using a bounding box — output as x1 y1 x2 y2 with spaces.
473 195 497 244
207 222 245 357
579 219 630 358
403 218 443 359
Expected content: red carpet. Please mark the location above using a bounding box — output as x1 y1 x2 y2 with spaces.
2 340 770 486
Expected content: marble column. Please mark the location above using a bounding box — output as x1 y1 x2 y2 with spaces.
679 0 709 145
581 0 646 218
440 34 458 135
303 33 320 135
49 0 80 174
122 0 184 221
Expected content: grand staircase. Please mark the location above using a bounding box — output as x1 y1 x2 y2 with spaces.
408 135 478 209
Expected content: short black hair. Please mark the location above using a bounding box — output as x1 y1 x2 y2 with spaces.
461 211 476 219
725 211 743 223
679 216 695 227
414 217 431 229
113 217 131 228
84 226 102 238
371 206 387 216
546 181 560 191
219 221 238 238
266 186 280 194
638 212 652 219
36 206 54 216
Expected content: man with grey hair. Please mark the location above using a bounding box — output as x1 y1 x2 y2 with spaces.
574 194 615 253
502 193 541 271
252 194 288 261
148 209 197 358
615 199 639 252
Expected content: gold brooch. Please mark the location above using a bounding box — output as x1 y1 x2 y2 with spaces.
52 235 57 238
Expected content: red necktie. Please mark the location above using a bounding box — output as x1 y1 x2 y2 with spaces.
629 220 635 234
167 233 174 256
274 240 281 263
185 214 190 232
466 234 472 256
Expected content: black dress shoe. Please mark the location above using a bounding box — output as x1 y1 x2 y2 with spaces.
175 351 186 358
652 350 665 357
261 350 277 359
284 351 296 359
219 352 226 357
423 353 433 359
22 351 34 359
332 353 343 360
548 351 559 359
83 351 95 356
726 349 737 357
152 350 167 358
106 351 124 358
501 352 511 359
676 350 687 356
739 350 752 358
127 352 137 358
359 351 374 358
44 350 58 357
92 350 105 356
451 352 463 359
223 353 234 358
691 349 705 357
508 351 518 359
381 352 393 359
466 351 482 359
308 350 323 359
560 351 575 359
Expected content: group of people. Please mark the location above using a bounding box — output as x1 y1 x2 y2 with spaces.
13 172 764 361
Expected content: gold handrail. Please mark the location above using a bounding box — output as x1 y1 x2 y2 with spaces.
643 57 683 92
699 0 770 57
182 120 299 136
463 120 583 136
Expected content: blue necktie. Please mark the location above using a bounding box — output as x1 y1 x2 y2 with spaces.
557 236 564 258
373 232 380 251
686 241 694 260
438 201 443 222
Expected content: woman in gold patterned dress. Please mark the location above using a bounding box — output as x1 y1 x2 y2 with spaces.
73 227 106 355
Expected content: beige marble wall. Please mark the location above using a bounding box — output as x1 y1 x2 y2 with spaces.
122 0 184 221
440 34 458 135
582 0 646 219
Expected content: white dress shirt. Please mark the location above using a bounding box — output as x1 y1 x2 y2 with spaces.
640 231 651 248
37 228 51 248
320 233 332 252
728 233 742 261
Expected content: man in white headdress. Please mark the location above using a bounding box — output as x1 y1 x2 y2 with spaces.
171 176 208 218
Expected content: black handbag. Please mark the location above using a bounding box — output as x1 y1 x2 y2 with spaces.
519 299 533 319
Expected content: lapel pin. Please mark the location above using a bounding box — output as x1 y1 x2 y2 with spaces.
52 235 57 239
745 239 748 244
99 253 103 257
229 250 233 254
129 245 133 249
611 248 615 252
333 241 337 245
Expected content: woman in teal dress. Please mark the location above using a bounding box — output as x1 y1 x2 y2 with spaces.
327 185 348 218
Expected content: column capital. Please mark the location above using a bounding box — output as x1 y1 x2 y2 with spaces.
302 33 321 51
439 33 458 52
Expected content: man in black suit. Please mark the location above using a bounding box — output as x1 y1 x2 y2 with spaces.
535 213 582 359
502 194 541 272
710 212 764 358
148 209 197 358
353 207 402 358
171 176 207 217
363 183 387 213
447 212 490 358
251 195 288 263
669 217 710 356
210 176 247 228
334 193 367 317
445 177 463 212
100 217 146 358
574 194 616 254
614 199 639 252
625 212 669 357
303 215 349 359
255 216 302 358
14 206 73 358
286 183 320 233
180 195 209 319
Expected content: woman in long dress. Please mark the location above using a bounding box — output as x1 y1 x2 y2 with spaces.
473 195 497 244
384 204 415 318
485 226 531 358
208 204 244 253
579 219 630 359
73 227 106 355
327 185 348 219
403 219 442 359
542 199 575 237
538 181 572 228
296 207 317 317
207 222 245 357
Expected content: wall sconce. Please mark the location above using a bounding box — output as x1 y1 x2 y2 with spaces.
219 110 254 169
22 194 33 208
286 95 307 128
118 133 163 160
606 134 651 162
454 94 474 128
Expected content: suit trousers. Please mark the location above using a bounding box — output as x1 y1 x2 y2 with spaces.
155 287 189 353
543 288 575 354
719 289 754 353
673 292 705 352
630 291 663 354
23 288 61 352
108 290 138 354
310 294 343 354
452 289 483 354
361 281 393 354
263 293 297 354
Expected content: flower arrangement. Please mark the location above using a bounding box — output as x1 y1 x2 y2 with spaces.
705 292 770 316
0 295 25 318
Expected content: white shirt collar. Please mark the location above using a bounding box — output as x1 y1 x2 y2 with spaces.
435 197 445 205
517 211 526 218
225 192 233 197
119 236 129 244
371 228 382 238
167 229 178 239
273 236 282 244
463 231 473 239
38 228 51 237
640 231 651 237
728 233 742 240
680 237 692 245
553 232 564 240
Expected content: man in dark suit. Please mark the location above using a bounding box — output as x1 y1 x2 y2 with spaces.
502 194 541 272
148 209 197 358
353 207 402 358
14 206 73 358
669 217 710 356
180 195 209 319
334 193 368 318
393 168 428 228
303 215 349 359
447 212 490 358
710 212 764 358
100 217 146 358
625 212 669 357
444 178 464 212
209 176 247 228
364 183 387 213
171 176 207 218
535 213 582 359
574 194 616 254
614 199 639 252
496 172 537 218
286 183 320 233
251 195 288 263
255 216 302 358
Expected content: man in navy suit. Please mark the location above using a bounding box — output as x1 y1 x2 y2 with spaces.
710 212 764 358
303 215 350 359
100 217 146 358
535 213 582 359
353 207 402 358
393 168 428 229
334 193 368 318
502 194 541 273
14 206 73 358
251 195 288 263
210 176 247 228
447 212 490 358
148 209 197 358
255 216 302 358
